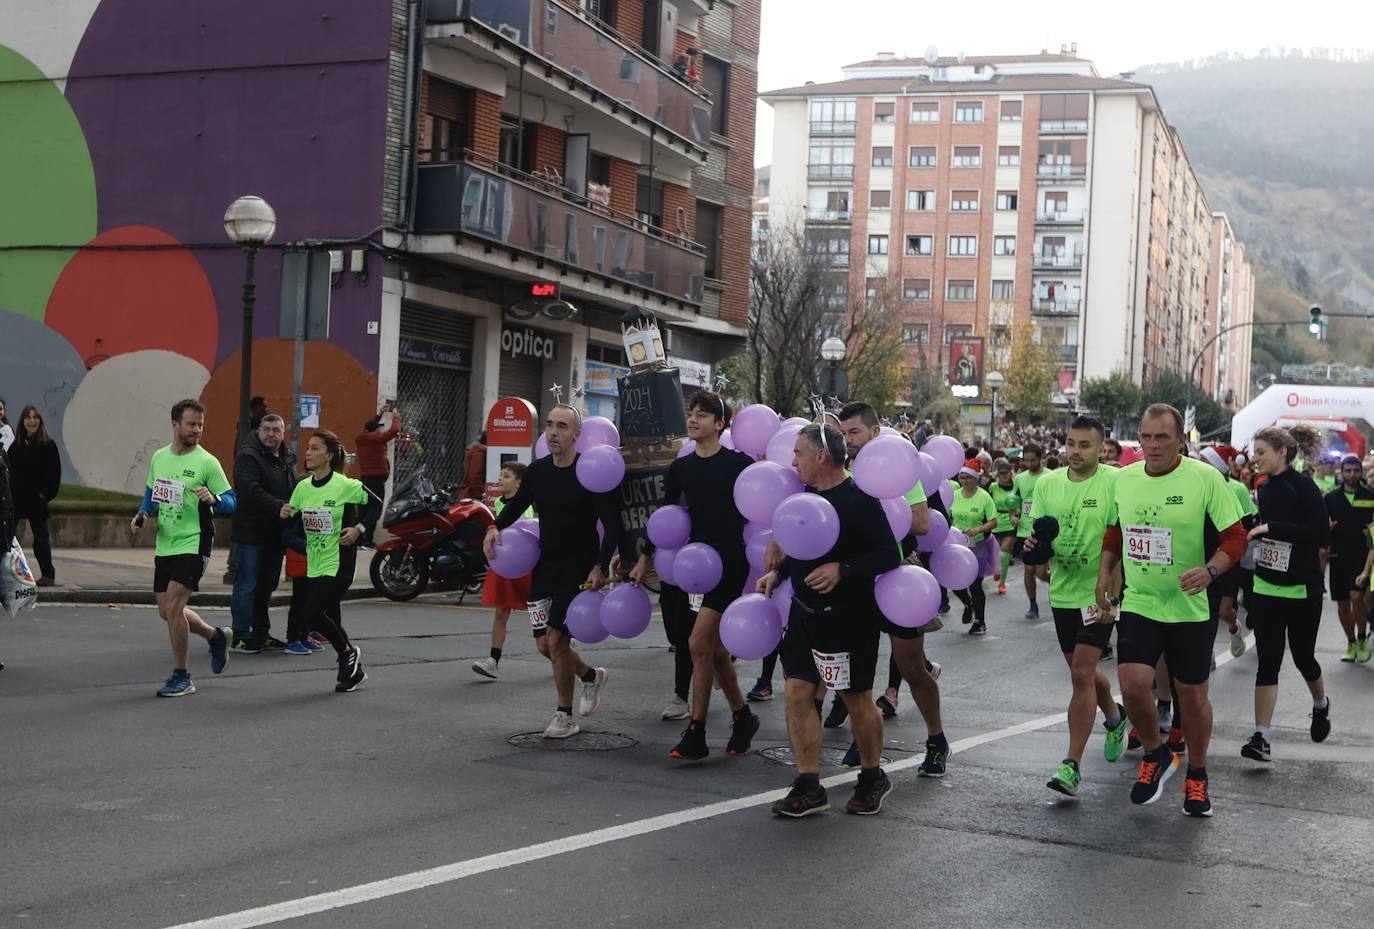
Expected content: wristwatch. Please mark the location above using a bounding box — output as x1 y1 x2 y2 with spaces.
1205 565 1219 579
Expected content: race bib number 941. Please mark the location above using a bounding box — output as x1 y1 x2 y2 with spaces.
1124 525 1173 565
151 477 185 507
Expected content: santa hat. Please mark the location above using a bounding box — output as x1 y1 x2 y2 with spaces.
958 458 981 479
1200 445 1240 474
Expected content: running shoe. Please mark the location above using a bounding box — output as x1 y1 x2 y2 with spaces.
302 637 325 653
1130 746 1179 805
1241 731 1271 762
1103 708 1129 763
283 640 311 656
1024 602 1039 620
579 667 608 717
471 656 500 679
543 710 580 739
1310 699 1331 743
1167 727 1186 754
846 769 894 815
661 695 690 720
229 637 261 654
1182 772 1212 817
938 600 951 616
997 582 1007 595
1357 638 1371 663
969 620 987 636
335 647 366 692
671 721 709 760
259 637 288 651
876 688 898 718
156 671 196 698
840 742 860 768
772 778 829 817
918 738 949 777
1229 629 1248 658
961 606 974 625
1047 760 1081 797
726 711 760 756
926 615 944 632
928 661 942 681
209 627 231 674
747 681 774 702
308 631 329 647
824 699 849 729
1341 641 1358 662
1100 644 1114 662
1127 727 1141 751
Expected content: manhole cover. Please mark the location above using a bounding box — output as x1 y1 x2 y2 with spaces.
759 746 893 767
507 731 638 751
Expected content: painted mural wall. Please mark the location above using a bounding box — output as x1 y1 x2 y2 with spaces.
0 0 393 492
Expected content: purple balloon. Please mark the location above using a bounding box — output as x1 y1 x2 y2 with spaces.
880 496 911 542
565 589 609 643
765 424 803 466
647 505 691 550
930 544 980 589
733 461 805 525
654 547 680 585
600 584 652 639
772 493 841 560
534 433 549 458
575 416 620 453
719 594 784 660
674 543 724 595
744 567 762 599
938 481 954 509
875 565 942 628
772 577 794 628
720 429 735 450
916 452 940 492
852 435 921 499
488 527 540 578
947 527 970 548
676 439 697 458
575 444 626 493
731 404 782 457
514 517 540 539
925 435 966 481
782 416 811 429
746 529 774 573
917 510 950 553
597 520 605 545
742 520 769 543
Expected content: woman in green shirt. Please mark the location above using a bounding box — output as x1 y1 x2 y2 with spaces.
988 459 1021 595
949 461 999 636
281 430 381 693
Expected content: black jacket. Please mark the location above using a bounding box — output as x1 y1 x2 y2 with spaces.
0 447 14 544
1324 483 1374 559
231 433 299 545
1255 468 1330 596
7 438 61 519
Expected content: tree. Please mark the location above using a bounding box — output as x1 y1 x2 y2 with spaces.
1141 370 1229 435
907 361 962 429
1002 322 1059 422
842 280 909 417
1078 371 1144 433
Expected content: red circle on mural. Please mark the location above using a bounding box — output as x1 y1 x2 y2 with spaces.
45 225 218 371
1286 392 1299 407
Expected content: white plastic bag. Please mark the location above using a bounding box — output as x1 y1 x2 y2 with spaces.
0 536 39 617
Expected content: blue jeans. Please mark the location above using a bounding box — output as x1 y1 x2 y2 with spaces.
230 542 283 641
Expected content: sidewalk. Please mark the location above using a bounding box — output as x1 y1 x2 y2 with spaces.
39 548 376 606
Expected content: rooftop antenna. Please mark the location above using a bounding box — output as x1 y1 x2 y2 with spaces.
924 45 939 65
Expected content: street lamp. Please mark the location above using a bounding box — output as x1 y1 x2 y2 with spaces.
223 195 277 443
985 369 1005 440
1063 384 1078 417
820 336 848 401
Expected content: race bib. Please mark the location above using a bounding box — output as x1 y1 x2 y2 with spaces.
302 508 334 535
811 649 851 691
688 593 704 612
527 597 552 631
1124 525 1173 566
1254 538 1293 572
151 477 185 508
1022 499 1034 516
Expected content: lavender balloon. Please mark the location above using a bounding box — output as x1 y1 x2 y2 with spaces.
772 577 794 628
575 415 620 453
565 589 609 643
534 433 549 458
674 543 723 595
654 547 680 585
514 517 540 539
925 435 966 481
874 565 942 628
719 594 784 660
916 452 940 492
600 584 652 639
880 496 912 542
782 416 812 429
647 504 691 550
947 526 971 548
676 439 697 458
852 435 921 499
731 404 782 457
765 424 803 466
575 444 626 493
488 527 540 578
938 480 954 509
930 543 980 589
916 510 950 553
772 493 841 560
720 429 735 450
742 520 769 543
746 529 774 573
733 461 804 525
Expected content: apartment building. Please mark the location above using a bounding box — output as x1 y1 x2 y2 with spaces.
1204 213 1256 408
761 50 1249 420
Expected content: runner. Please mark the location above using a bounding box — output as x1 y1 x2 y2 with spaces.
1324 454 1373 663
129 399 237 698
761 424 900 817
1026 416 1129 797
836 402 949 776
988 459 1020 596
484 404 616 739
1240 426 1332 762
1095 404 1246 816
281 430 379 693
949 461 997 636
630 391 758 759
1200 445 1259 658
472 462 547 679
1015 443 1046 619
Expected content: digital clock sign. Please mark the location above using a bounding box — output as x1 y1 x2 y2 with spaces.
529 282 560 299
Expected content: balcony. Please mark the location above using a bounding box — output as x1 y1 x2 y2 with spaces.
415 152 705 305
1033 253 1084 271
1039 119 1089 134
1050 344 1080 362
809 120 857 136
1036 163 1087 182
1035 210 1084 225
808 163 855 181
805 208 853 223
426 0 712 154
1032 297 1081 316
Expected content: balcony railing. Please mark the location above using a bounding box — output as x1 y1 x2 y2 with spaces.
805 208 853 222
1033 253 1084 271
809 120 857 136
1035 210 1084 224
1050 344 1080 361
1036 163 1087 181
1039 119 1089 134
1032 298 1081 315
808 163 855 180
415 151 705 305
427 0 712 150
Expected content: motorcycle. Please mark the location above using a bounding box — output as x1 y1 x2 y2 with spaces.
369 469 494 601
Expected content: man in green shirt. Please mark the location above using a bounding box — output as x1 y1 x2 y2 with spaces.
1325 454 1374 662
130 399 237 698
950 463 998 636
1015 443 1045 619
1313 458 1338 495
988 460 1020 595
1027 416 1128 797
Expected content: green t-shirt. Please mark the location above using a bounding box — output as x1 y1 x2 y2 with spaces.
289 471 369 578
1030 466 1118 609
988 481 1021 534
1013 469 1043 538
1227 477 1258 518
1314 474 1337 495
949 486 997 543
145 444 231 558
1109 456 1244 623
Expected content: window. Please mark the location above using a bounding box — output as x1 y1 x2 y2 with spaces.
1043 191 1068 213
702 56 730 135
499 118 539 173
903 324 930 345
866 277 884 298
871 146 893 167
952 145 981 167
868 235 889 255
954 101 983 123
809 97 857 133
910 101 939 122
808 140 855 178
588 151 611 186
874 101 895 123
996 190 1018 211
948 235 977 257
944 323 974 342
998 146 1020 166
906 189 935 211
905 235 933 256
869 189 891 209
950 190 979 211
1039 93 1090 132
422 79 473 163
991 279 1015 300
909 145 936 168
636 175 664 227
902 277 932 300
695 200 723 279
1000 99 1023 121
993 236 1016 256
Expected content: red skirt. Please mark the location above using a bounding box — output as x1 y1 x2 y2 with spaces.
481 570 532 609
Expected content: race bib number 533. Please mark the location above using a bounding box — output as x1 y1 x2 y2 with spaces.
1124 525 1173 565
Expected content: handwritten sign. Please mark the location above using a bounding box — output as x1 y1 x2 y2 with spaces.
617 369 687 439
617 465 670 563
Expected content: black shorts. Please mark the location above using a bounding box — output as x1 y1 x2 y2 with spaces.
880 616 925 640
779 598 881 693
701 560 750 614
530 556 594 639
1051 607 1114 653
153 554 208 593
1115 612 1218 685
993 530 1015 543
1211 565 1246 602
1328 553 1367 602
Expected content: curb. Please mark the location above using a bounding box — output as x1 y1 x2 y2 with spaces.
38 588 381 607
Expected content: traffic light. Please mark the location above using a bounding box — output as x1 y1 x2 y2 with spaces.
1308 305 1325 340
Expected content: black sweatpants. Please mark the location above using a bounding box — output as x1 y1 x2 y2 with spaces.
660 584 696 700
1250 591 1323 686
952 578 986 621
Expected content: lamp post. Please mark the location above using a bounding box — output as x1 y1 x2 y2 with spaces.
1063 384 1078 420
820 336 848 402
985 369 1004 441
223 195 278 444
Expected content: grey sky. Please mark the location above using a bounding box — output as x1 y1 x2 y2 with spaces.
754 0 1372 166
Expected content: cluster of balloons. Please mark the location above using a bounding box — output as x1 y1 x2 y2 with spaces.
564 584 653 644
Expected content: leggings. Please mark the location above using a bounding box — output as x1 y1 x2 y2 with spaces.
1250 591 1323 687
299 548 357 655
952 579 986 621
660 584 696 700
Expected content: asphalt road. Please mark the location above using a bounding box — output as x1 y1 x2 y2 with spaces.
3 587 1373 929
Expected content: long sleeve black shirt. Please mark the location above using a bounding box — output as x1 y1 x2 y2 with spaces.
494 454 620 571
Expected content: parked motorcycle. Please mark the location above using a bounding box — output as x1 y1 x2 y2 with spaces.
369 469 494 601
